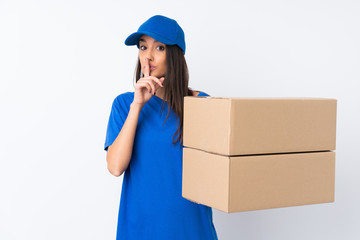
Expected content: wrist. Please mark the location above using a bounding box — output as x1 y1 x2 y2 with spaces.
130 102 144 112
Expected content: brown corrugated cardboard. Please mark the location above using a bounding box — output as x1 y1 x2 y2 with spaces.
182 147 335 213
183 97 337 155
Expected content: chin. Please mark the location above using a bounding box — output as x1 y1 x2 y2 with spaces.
152 72 165 78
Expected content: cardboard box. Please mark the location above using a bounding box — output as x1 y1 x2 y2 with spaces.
182 97 337 213
182 147 335 213
183 97 337 155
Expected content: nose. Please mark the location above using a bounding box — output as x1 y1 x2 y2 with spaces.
145 49 154 61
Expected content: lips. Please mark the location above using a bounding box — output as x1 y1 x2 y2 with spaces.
150 65 156 71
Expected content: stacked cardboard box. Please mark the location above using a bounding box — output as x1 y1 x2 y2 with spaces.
182 97 337 213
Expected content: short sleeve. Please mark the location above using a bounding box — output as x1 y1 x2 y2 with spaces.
198 91 210 97
104 93 130 151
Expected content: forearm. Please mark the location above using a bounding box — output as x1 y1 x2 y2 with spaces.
106 102 144 177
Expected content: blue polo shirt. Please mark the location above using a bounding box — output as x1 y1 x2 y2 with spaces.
104 91 218 240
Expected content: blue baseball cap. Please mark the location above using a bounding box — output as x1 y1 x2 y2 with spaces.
125 15 186 54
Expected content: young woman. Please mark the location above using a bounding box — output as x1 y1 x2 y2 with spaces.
104 15 218 240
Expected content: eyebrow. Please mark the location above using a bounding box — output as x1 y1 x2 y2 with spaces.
139 38 160 43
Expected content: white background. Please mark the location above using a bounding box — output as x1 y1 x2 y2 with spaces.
0 0 359 239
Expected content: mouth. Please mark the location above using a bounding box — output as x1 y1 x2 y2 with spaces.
150 65 156 71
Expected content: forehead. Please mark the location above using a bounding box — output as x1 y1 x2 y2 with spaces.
139 34 163 44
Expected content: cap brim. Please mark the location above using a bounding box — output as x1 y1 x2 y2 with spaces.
124 31 175 46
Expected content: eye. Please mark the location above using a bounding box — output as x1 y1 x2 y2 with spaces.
156 45 165 51
139 45 147 50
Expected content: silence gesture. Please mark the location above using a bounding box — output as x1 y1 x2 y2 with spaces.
133 58 165 107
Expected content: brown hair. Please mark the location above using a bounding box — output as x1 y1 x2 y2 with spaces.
134 44 194 146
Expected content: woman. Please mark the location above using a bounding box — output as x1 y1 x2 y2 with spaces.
104 15 218 240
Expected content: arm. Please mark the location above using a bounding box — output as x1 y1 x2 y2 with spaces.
106 58 164 177
106 102 144 177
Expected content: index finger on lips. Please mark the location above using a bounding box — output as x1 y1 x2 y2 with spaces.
144 58 150 77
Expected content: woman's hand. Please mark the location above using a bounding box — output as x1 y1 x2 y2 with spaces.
133 58 164 107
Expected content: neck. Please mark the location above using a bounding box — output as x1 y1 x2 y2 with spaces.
155 86 165 100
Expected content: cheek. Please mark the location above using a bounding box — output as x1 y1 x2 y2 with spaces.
161 56 167 69
138 53 144 66
160 62 166 73
139 59 144 69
